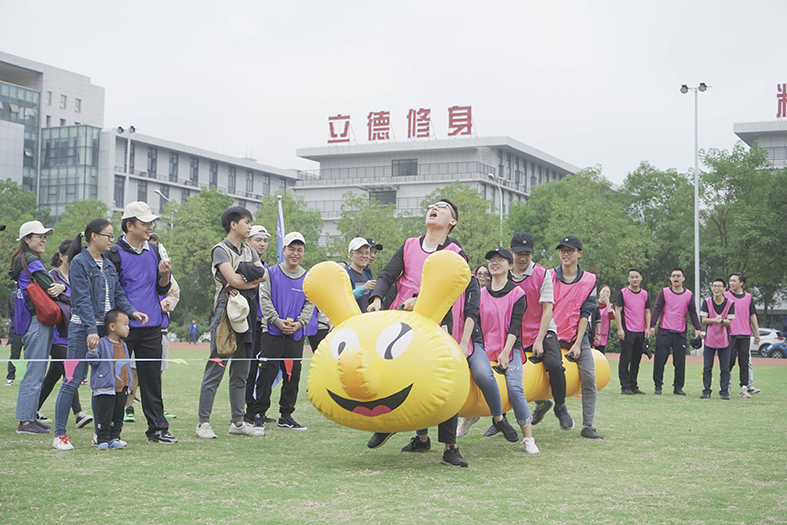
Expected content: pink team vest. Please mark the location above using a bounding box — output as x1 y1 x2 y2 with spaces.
724 291 752 336
659 287 693 332
391 237 466 343
704 297 732 348
597 305 612 346
551 268 597 344
479 286 525 362
620 287 649 333
514 264 549 350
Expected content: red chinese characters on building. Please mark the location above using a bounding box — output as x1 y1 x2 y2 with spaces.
448 105 473 136
407 108 431 139
778 84 787 119
367 111 391 141
328 114 351 144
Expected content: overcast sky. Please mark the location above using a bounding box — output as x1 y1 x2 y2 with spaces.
2 0 785 183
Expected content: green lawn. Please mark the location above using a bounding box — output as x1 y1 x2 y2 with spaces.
1 348 785 524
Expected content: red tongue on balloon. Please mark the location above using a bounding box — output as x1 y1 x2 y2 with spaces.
352 405 392 417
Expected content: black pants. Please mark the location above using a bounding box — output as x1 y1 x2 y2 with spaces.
525 332 567 406
125 326 167 436
39 344 81 414
6 332 23 380
247 332 304 420
654 332 686 389
245 319 265 416
728 336 750 387
619 331 646 390
416 413 459 445
95 390 127 444
595 344 606 354
703 346 731 395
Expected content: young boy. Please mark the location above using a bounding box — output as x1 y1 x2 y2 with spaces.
87 309 131 450
700 278 735 400
614 268 652 395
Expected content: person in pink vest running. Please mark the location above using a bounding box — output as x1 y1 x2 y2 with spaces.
649 268 702 395
724 272 760 398
614 268 652 395
700 278 735 400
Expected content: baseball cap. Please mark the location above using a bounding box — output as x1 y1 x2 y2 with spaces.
348 237 371 252
17 221 53 241
283 232 305 247
366 238 383 251
122 201 159 222
226 294 250 333
556 235 582 251
248 225 270 238
484 247 513 264
510 233 534 253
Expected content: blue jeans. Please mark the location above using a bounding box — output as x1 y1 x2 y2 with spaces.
15 316 53 422
467 342 502 417
504 348 532 426
54 323 106 437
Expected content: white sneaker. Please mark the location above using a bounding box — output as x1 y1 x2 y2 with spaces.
53 435 74 451
456 416 480 438
228 421 265 437
740 385 752 398
748 387 761 394
4 379 13 387
523 437 540 454
196 423 218 439
91 434 97 446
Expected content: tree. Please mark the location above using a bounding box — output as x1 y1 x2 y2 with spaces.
45 199 112 262
253 193 325 269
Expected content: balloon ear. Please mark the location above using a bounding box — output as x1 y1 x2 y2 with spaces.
304 262 361 325
413 251 470 323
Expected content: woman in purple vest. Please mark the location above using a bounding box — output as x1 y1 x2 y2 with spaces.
700 278 735 400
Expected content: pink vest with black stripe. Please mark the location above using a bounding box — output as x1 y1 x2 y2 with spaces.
479 286 525 361
551 268 597 345
514 264 549 349
704 297 732 348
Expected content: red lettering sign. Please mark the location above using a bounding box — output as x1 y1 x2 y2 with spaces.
328 114 351 144
407 108 431 139
778 84 787 119
447 105 472 136
367 111 390 141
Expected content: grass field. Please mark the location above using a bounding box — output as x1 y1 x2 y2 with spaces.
1 346 785 524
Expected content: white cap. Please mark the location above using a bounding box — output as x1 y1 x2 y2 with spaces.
226 294 250 333
122 201 159 222
17 221 53 241
248 225 270 238
348 237 371 252
282 232 305 247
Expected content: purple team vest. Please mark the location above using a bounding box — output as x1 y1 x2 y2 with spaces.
479 286 525 361
704 297 732 348
51 270 71 345
267 264 318 341
659 287 693 333
724 291 752 336
621 287 648 333
117 245 163 328
157 293 170 330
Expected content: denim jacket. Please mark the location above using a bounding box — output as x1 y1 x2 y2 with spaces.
70 247 137 335
87 337 130 392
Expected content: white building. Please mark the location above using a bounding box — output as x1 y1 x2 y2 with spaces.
734 120 787 169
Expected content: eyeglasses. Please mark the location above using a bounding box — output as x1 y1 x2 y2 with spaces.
96 233 115 241
427 202 457 219
559 248 577 255
670 274 683 278
352 250 370 256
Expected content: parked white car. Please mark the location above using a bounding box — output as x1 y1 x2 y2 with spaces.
750 328 784 355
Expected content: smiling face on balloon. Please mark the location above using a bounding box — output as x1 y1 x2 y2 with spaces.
304 251 472 433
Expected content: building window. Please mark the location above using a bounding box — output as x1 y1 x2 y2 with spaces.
159 185 169 210
60 94 67 109
181 189 189 203
279 178 286 195
129 142 135 174
228 166 236 192
75 99 81 113
392 159 418 177
46 91 52 105
147 147 157 175
59 119 66 126
370 190 396 206
262 174 270 195
114 176 125 208
46 115 51 127
209 161 218 188
169 152 179 181
246 170 254 192
137 180 147 202
190 157 199 184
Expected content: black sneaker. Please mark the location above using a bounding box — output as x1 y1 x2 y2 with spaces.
632 388 646 395
253 414 267 429
580 426 604 440
621 389 634 395
16 421 50 435
147 430 178 444
493 417 519 443
531 400 553 426
700 392 711 399
440 446 468 467
720 392 730 400
263 415 276 423
401 436 431 452
75 412 93 429
367 432 395 449
654 387 662 395
482 422 501 438
278 415 307 430
553 404 574 430
673 388 686 396
124 406 135 422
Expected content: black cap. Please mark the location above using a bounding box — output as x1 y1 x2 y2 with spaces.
484 247 513 264
556 235 582 251
366 238 383 251
510 232 534 253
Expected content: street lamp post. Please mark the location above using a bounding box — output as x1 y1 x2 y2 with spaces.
487 173 504 247
680 83 708 312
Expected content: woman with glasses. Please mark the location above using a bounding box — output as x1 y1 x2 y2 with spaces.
474 264 491 288
52 219 146 451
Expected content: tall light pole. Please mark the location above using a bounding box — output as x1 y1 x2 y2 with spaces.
681 83 708 312
487 173 503 247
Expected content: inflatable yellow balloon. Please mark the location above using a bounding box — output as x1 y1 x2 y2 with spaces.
304 251 472 433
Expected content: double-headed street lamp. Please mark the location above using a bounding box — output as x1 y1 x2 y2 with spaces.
681 83 708 311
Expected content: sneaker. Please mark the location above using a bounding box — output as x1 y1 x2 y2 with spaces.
53 435 74 451
117 438 128 447
163 411 177 420
4 379 12 387
700 392 711 399
147 430 178 444
16 421 50 435
721 392 731 400
748 387 761 394
124 406 135 423
229 421 265 437
740 385 751 398
36 411 53 425
263 415 276 423
75 412 93 429
97 442 109 450
673 388 686 396
440 446 468 467
457 416 480 438
632 388 647 395
91 434 97 446
621 388 634 395
401 436 431 452
108 438 126 449
493 417 519 442
554 404 575 430
522 437 540 454
278 415 307 431
253 415 267 432
482 423 501 437
532 400 553 426
196 423 218 439
33 420 52 431
654 387 662 395
580 426 604 440
367 432 395 449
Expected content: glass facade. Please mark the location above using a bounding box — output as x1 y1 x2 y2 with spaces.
0 80 41 191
